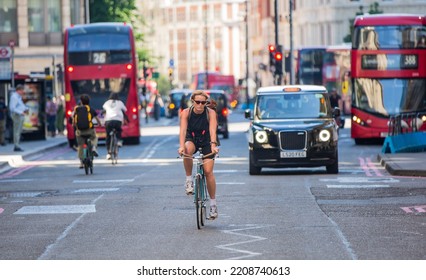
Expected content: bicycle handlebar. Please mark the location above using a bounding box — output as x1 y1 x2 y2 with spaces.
179 151 218 159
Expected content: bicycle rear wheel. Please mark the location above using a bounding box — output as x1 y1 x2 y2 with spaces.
110 132 117 165
194 174 203 230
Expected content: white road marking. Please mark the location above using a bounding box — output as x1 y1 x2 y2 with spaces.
216 224 273 260
73 188 120 193
320 177 399 183
327 184 390 188
217 182 245 185
72 179 134 183
0 179 34 182
14 205 96 215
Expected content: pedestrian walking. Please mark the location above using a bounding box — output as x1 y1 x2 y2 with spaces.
8 84 29 152
56 95 65 135
0 96 7 146
46 96 57 137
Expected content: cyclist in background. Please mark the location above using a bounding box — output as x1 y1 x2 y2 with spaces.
178 90 220 219
72 94 101 168
102 92 129 160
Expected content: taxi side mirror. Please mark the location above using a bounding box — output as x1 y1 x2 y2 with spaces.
244 109 252 119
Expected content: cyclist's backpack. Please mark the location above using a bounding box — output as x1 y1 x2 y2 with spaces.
73 105 92 130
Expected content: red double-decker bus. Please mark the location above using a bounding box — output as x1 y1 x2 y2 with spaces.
190 72 239 108
64 22 140 147
351 14 426 144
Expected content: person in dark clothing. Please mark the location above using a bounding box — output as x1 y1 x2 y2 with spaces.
178 90 219 219
0 96 7 146
329 88 344 128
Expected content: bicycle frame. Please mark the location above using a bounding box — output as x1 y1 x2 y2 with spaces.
109 129 119 165
82 137 93 175
181 148 216 229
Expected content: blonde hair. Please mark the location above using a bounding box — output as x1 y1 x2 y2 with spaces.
191 90 209 101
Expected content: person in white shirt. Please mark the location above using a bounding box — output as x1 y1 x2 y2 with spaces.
9 84 29 152
102 92 129 159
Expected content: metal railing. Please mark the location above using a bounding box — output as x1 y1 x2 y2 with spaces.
387 110 426 136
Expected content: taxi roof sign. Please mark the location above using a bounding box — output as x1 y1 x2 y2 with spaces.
283 87 301 92
256 85 327 95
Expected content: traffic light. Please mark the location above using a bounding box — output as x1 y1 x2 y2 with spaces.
274 45 283 75
268 44 276 71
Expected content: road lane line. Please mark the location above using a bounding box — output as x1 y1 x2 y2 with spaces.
216 224 273 260
358 157 372 176
38 194 104 260
73 179 134 183
366 157 384 177
14 205 96 215
327 184 390 188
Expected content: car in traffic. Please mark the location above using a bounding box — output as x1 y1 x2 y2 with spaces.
165 89 192 118
245 85 340 175
181 89 230 139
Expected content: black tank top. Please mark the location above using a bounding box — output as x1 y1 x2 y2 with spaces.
186 107 210 145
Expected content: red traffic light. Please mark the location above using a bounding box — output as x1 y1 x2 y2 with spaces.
268 45 276 53
274 52 283 61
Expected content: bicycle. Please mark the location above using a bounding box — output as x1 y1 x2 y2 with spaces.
81 136 94 175
180 148 217 230
108 128 119 165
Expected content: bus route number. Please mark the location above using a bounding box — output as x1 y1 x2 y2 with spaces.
93 52 107 64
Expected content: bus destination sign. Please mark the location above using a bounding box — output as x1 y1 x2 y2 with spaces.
362 54 418 70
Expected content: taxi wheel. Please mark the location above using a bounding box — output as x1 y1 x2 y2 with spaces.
326 152 339 174
249 152 262 175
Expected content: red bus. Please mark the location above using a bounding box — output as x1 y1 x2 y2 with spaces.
323 44 351 114
351 14 426 144
295 47 326 86
190 71 239 108
64 22 140 147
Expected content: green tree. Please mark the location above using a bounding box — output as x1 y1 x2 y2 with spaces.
156 75 172 97
89 0 136 23
343 2 383 43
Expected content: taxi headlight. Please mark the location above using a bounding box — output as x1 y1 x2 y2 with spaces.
319 129 331 142
255 130 268 144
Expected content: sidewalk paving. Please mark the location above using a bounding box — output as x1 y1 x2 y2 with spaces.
1 117 425 177
0 116 175 171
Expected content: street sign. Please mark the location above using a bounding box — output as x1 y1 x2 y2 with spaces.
0 46 12 80
0 47 11 58
169 59 174 67
152 72 159 79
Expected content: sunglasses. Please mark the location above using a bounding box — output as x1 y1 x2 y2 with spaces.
193 100 207 105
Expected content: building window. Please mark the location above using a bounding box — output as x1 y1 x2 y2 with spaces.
0 0 17 32
0 0 18 46
28 0 62 45
70 0 81 25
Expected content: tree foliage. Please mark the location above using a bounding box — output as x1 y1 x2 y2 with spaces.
343 2 383 43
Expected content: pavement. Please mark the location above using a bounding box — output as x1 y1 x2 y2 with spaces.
1 117 426 177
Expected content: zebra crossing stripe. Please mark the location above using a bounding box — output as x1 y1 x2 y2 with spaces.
14 205 96 215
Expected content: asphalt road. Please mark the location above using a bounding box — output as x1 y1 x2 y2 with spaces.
0 112 425 260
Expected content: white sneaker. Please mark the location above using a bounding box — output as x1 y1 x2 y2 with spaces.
208 205 218 220
106 153 111 160
117 140 123 147
185 180 194 195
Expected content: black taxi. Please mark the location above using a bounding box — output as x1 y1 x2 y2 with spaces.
245 85 340 175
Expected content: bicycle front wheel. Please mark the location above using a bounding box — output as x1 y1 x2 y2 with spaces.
194 174 203 230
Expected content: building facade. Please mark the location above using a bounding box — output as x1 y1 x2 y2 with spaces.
0 0 86 97
140 0 426 89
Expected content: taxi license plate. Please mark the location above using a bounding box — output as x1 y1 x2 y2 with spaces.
280 151 306 158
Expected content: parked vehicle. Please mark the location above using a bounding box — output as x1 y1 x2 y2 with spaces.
165 89 192 118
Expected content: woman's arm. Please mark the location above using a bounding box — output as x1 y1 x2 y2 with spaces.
208 108 219 152
178 108 189 154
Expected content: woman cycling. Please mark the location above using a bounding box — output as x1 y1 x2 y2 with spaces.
178 90 220 220
102 92 129 160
